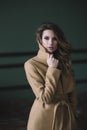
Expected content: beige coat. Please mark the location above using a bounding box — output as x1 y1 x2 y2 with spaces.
24 44 77 130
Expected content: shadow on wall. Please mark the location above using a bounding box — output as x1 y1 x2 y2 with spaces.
77 91 87 130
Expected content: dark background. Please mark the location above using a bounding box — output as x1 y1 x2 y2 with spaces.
0 0 87 129
0 0 87 99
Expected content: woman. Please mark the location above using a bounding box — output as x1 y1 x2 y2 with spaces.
24 22 78 130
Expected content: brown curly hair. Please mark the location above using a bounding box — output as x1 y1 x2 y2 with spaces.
36 22 72 73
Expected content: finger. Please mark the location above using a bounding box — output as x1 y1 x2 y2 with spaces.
49 54 53 59
47 54 50 59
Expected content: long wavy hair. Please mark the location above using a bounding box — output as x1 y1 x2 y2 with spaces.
36 22 72 73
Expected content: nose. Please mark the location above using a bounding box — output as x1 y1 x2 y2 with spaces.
49 39 53 45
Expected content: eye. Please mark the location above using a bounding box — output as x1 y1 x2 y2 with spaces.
44 36 49 40
53 37 57 41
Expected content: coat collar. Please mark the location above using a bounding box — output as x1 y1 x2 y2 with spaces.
36 41 48 65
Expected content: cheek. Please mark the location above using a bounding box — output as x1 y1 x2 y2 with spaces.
42 39 47 46
54 43 58 49
41 38 45 44
41 41 47 48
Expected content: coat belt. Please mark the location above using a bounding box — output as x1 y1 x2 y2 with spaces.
52 100 72 130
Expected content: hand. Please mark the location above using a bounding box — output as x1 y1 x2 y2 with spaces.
47 54 59 68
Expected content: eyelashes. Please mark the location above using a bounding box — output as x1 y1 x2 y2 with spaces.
44 36 49 40
53 37 57 41
44 36 57 41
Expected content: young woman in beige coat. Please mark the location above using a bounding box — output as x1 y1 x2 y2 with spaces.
24 22 78 130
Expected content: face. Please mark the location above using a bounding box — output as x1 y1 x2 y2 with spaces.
41 30 58 53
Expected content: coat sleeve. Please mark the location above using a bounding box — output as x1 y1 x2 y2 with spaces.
69 60 78 112
70 84 78 111
24 61 61 104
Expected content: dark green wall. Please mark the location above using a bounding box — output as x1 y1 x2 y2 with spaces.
0 0 87 99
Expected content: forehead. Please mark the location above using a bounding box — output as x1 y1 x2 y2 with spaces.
42 29 55 36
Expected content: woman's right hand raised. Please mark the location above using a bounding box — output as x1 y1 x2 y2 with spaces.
47 54 59 68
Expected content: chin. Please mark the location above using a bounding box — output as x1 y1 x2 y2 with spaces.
46 48 57 54
47 50 54 54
